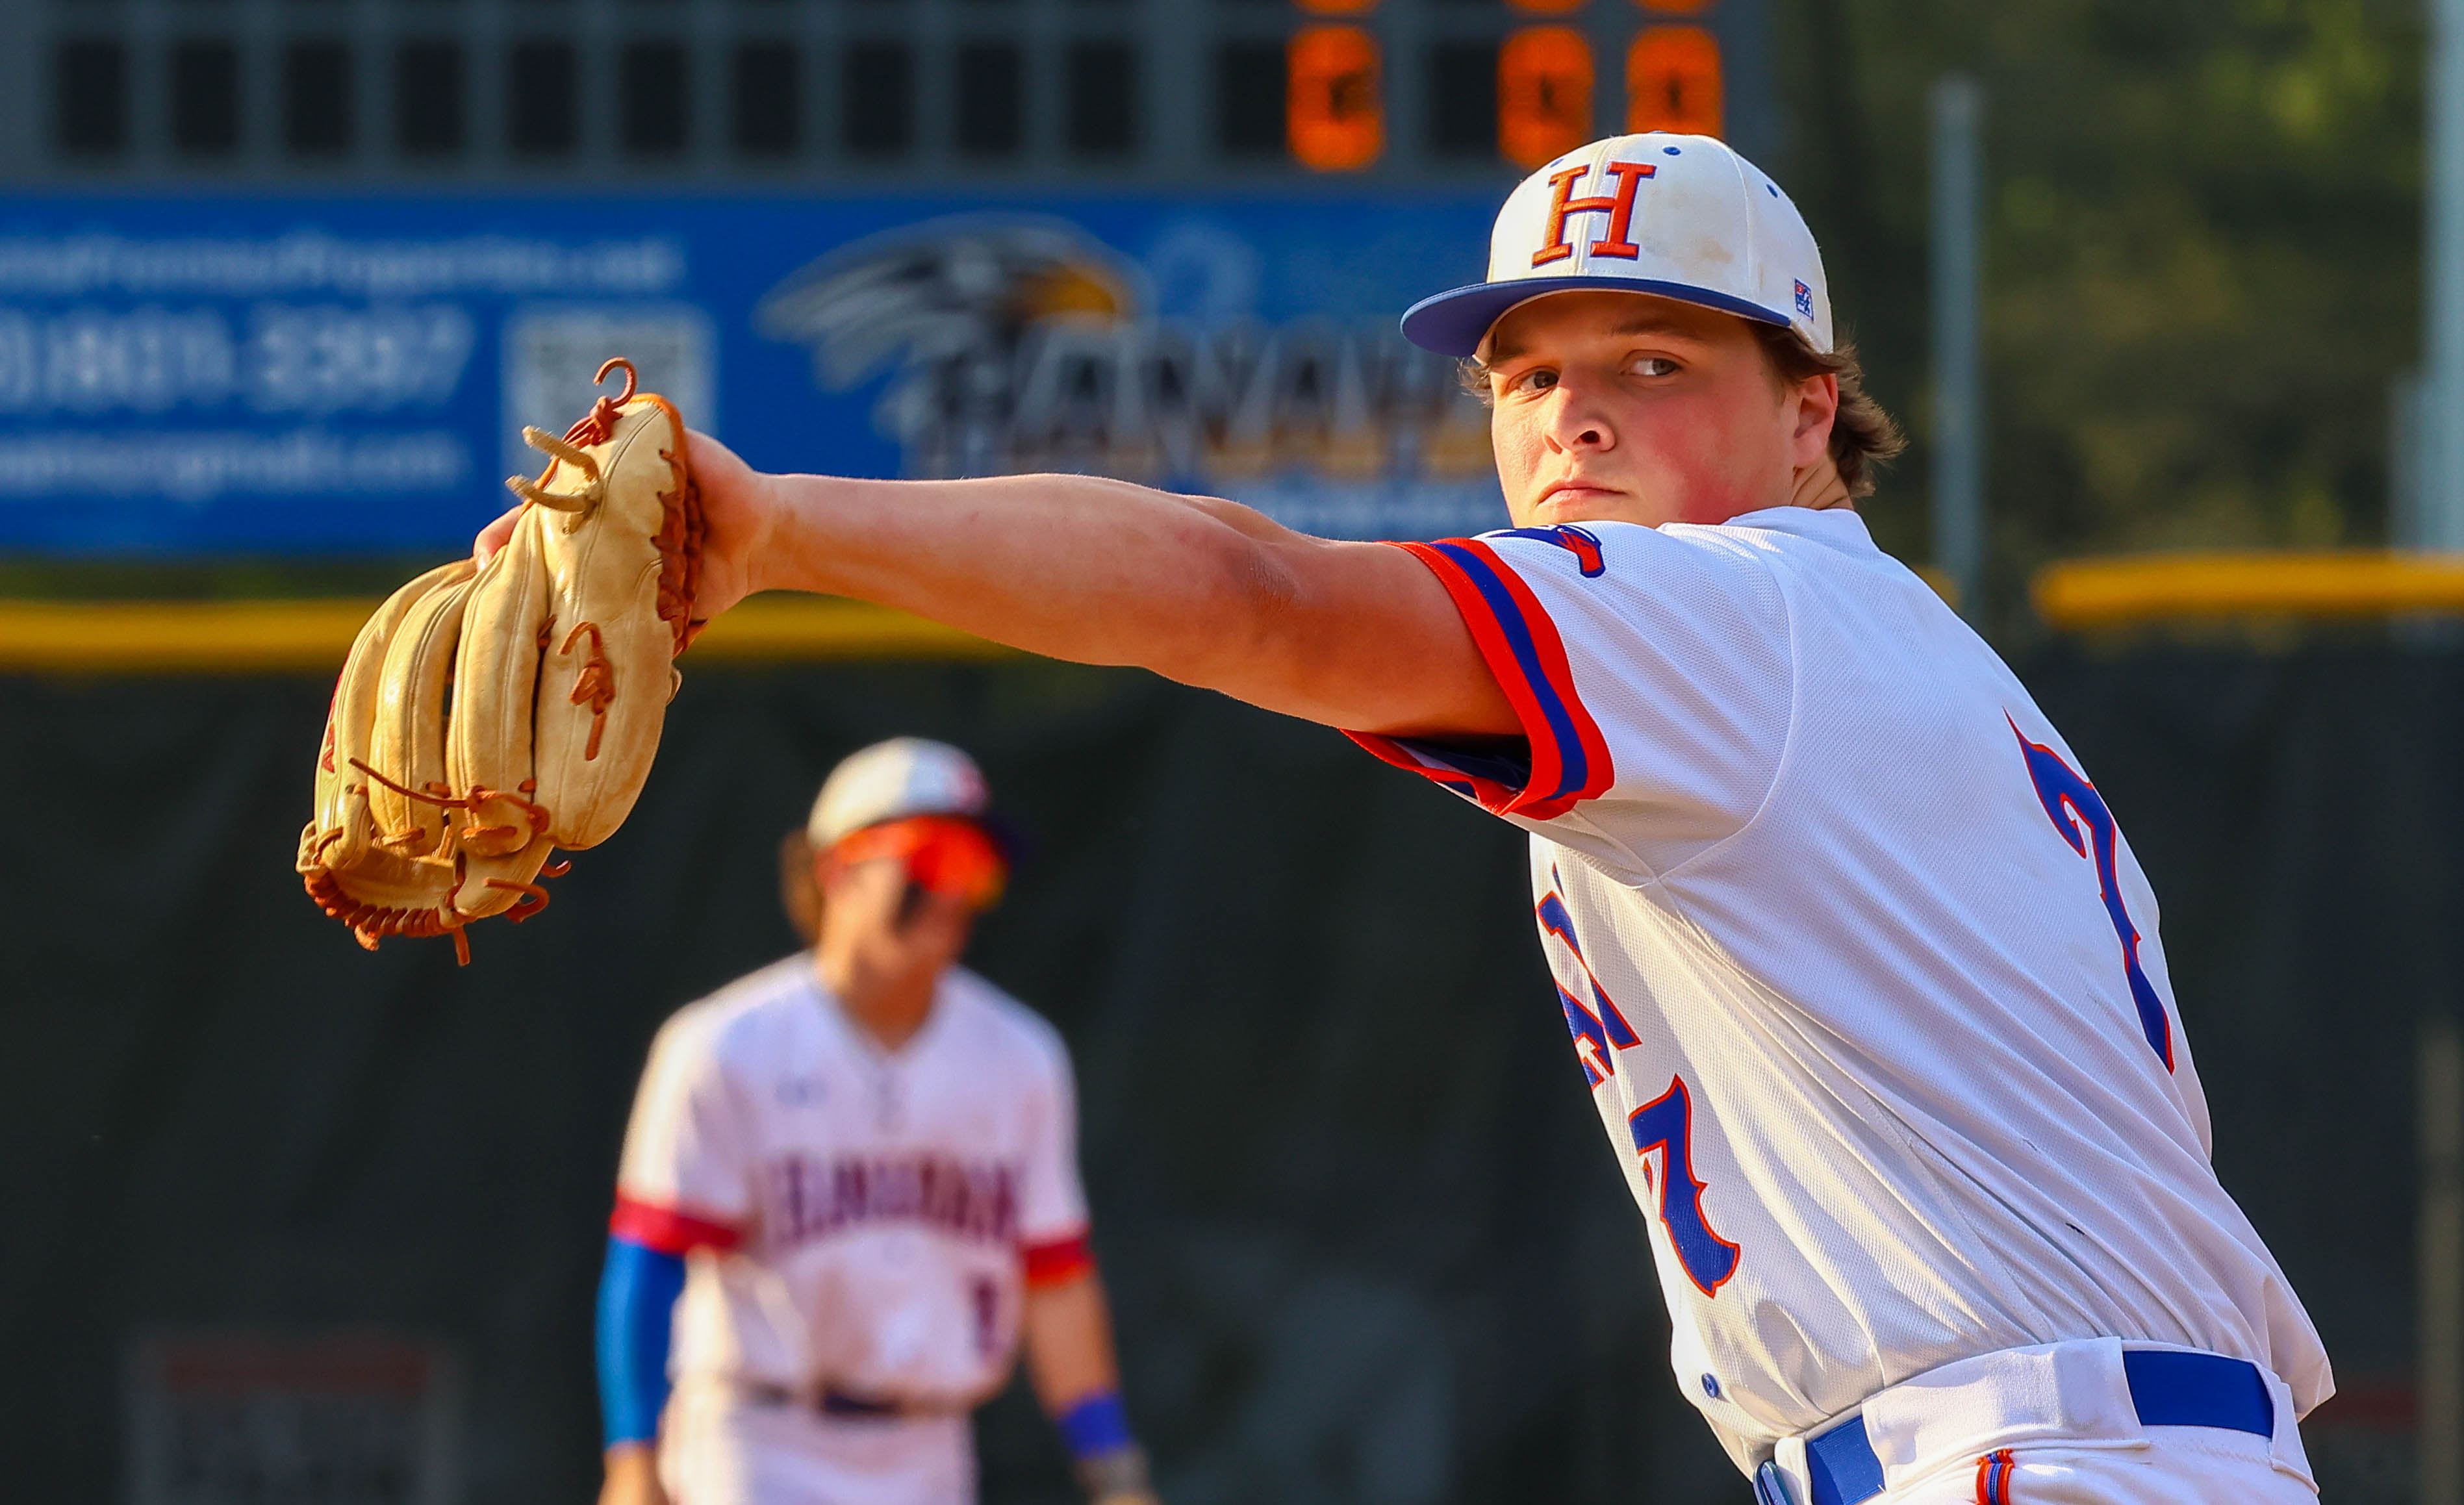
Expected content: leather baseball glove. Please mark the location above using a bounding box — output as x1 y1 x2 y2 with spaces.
298 358 705 963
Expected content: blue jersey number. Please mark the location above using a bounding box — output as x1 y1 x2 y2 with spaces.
1538 889 1643 1087
2011 717 2174 1071
1628 1076 1742 1297
1542 869 1739 1297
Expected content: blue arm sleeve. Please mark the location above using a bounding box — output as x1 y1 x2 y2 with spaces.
596 1234 687 1448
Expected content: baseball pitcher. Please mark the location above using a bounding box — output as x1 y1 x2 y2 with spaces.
501 134 2328 1504
596 739 1156 1505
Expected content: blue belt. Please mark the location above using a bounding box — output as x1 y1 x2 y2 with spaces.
1769 1350 2275 1505
743 1384 937 1418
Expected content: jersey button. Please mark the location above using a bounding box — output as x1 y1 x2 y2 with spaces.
1700 1372 1721 1400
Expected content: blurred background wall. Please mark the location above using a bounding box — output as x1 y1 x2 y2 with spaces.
3 650 2454 1505
1 1 2458 1504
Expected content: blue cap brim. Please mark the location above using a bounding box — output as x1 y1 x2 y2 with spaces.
1399 276 1794 357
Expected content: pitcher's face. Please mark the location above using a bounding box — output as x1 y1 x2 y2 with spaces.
1482 290 1838 531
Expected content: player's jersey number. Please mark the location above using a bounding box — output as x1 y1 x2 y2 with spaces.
1540 890 1642 1088
1538 872 1739 1298
1628 1077 1742 1296
2010 718 2175 1071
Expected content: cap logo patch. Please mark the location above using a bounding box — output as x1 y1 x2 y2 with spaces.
1532 162 1658 268
1794 279 1814 316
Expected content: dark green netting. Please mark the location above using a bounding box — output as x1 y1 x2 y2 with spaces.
2 643 2455 1502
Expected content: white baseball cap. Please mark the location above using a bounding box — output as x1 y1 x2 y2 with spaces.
807 737 994 848
1400 132 1833 358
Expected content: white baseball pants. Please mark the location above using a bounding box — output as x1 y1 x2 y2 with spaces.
657 1383 976 1505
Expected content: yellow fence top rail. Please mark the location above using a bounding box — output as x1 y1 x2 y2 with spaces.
2033 551 2464 630
18 550 2461 668
0 593 1010 674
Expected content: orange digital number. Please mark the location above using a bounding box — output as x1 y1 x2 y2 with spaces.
1296 0 1378 13
1289 25 1384 171
1636 0 1713 13
1506 0 1586 12
1499 28 1594 170
1626 25 1723 138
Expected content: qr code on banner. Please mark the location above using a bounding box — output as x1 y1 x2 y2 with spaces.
501 305 715 483
125 1332 461 1505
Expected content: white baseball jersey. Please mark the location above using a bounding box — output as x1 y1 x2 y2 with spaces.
1349 506 2331 1474
613 954 1091 1411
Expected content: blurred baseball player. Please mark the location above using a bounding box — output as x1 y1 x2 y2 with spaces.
595 738 1156 1505
503 133 2331 1504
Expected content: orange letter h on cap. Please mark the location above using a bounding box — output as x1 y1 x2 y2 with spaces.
1532 162 1657 268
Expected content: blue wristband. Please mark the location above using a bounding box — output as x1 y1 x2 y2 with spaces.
1056 1388 1136 1460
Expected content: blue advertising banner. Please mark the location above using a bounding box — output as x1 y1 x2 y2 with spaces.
0 195 1508 555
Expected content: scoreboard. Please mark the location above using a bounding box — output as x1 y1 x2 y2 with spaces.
1277 0 1749 173
0 0 1774 554
3 0 1774 188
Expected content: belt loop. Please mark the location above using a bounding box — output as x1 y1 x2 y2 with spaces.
1770 1430 1813 1497
2256 1365 2315 1489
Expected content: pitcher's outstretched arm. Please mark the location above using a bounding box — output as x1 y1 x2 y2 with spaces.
482 432 1516 741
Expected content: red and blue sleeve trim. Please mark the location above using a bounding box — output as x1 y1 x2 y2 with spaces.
608 1194 743 1256
1346 731 1532 811
1021 1228 1096 1288
1347 538 1614 822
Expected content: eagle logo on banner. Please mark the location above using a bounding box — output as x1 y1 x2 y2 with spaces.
754 214 1492 493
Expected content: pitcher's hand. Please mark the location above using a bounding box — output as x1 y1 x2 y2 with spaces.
478 429 781 624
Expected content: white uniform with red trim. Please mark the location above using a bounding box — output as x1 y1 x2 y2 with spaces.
1350 507 2331 1493
613 953 1091 1505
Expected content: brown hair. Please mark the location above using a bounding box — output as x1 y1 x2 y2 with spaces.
780 829 820 945
1456 319 1907 499
1750 323 1904 499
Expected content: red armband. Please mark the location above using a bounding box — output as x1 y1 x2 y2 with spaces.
1021 1229 1096 1289
609 1194 743 1256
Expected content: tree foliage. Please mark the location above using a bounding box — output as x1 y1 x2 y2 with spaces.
1779 0 2426 625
